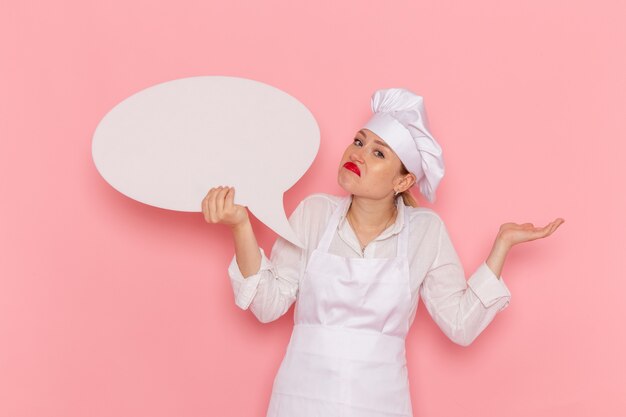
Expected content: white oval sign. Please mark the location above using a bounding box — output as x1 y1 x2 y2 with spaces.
92 76 320 247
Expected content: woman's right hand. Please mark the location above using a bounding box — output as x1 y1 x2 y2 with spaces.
202 186 249 228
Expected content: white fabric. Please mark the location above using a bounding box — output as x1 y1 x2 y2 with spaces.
362 88 445 203
362 113 424 182
266 195 414 416
228 193 511 347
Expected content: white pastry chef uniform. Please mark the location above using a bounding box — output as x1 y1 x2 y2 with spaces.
228 193 511 417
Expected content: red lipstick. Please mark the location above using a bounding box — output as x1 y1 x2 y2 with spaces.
343 162 361 176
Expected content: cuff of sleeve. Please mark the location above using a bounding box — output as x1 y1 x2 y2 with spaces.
228 248 273 310
467 261 512 309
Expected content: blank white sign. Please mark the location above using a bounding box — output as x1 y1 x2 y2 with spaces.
92 76 320 247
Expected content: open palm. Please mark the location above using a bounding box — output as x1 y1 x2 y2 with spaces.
498 218 565 248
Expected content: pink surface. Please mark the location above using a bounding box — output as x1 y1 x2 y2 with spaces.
1 1 625 416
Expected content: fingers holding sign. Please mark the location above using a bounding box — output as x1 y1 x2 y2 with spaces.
202 186 249 228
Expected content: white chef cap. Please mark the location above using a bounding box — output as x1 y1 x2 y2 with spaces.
362 88 445 203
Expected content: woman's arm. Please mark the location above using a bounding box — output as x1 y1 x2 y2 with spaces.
202 186 262 276
230 218 262 278
202 186 305 323
228 236 303 323
420 217 564 347
419 221 510 347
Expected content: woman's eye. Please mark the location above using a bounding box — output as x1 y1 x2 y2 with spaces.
353 138 363 146
374 150 385 158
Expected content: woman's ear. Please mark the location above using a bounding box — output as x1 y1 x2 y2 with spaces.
396 173 416 193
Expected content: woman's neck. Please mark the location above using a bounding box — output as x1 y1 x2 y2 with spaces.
348 195 397 231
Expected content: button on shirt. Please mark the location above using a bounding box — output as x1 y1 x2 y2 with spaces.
228 193 511 346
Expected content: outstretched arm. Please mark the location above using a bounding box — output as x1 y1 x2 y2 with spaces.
420 216 565 347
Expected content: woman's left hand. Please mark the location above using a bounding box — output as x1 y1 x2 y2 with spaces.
497 218 565 249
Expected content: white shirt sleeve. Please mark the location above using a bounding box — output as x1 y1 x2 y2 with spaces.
227 200 308 323
419 218 511 347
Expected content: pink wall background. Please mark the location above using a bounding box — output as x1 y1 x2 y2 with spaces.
2 1 625 416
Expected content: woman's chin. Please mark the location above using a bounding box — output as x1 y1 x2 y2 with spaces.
337 173 357 194
337 178 348 192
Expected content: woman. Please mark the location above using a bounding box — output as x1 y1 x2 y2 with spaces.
202 88 564 417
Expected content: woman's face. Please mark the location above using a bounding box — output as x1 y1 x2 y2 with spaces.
337 129 407 200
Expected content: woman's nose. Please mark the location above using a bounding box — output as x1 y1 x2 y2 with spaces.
350 148 364 163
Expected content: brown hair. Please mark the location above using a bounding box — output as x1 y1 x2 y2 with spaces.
397 164 419 207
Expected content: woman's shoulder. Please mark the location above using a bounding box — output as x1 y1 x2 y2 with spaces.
299 192 345 209
288 192 345 224
404 205 446 229
286 193 345 247
292 192 345 215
